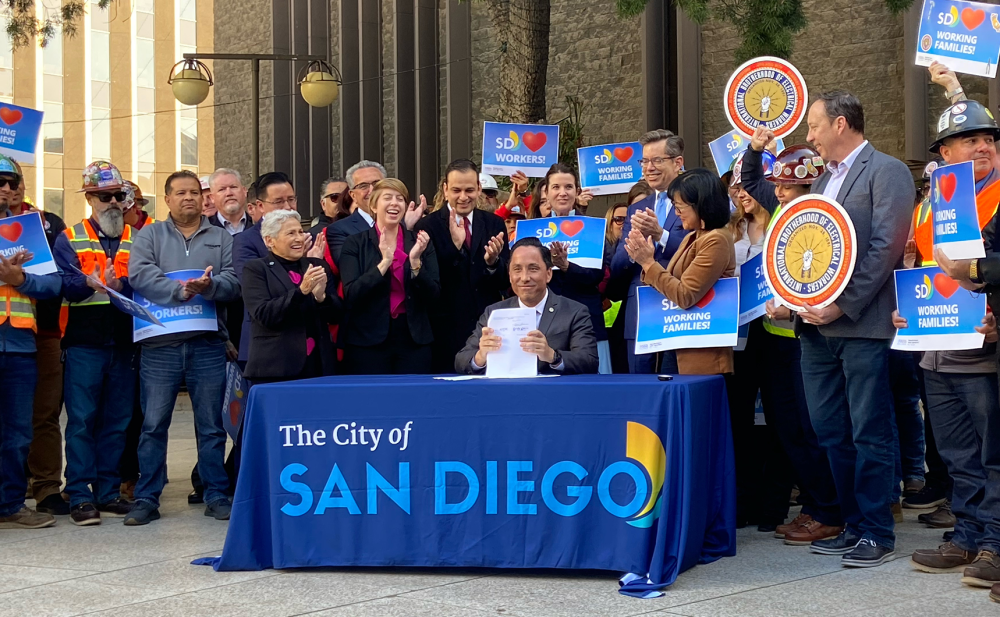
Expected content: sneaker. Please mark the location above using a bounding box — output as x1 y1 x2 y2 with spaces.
918 502 956 528
97 497 134 517
0 505 56 529
902 483 948 509
205 498 232 521
123 501 160 526
775 512 812 539
911 541 977 573
962 550 1000 588
35 493 70 516
188 490 204 505
120 480 136 502
785 519 845 546
891 502 904 523
810 528 862 555
902 478 926 499
843 538 896 568
70 503 101 526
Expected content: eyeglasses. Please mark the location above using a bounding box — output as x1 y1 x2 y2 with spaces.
637 156 679 167
352 182 375 193
95 191 127 203
612 216 626 225
323 193 341 202
483 190 498 197
260 197 298 207
0 177 19 190
673 204 692 215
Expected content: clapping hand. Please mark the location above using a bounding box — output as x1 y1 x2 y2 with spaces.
448 211 467 250
624 228 656 269
306 230 327 260
409 230 430 270
9 251 32 267
299 264 326 299
631 208 664 242
379 228 397 266
474 326 502 367
484 233 504 266
182 266 213 300
0 252 27 286
103 261 123 292
520 330 555 364
404 195 427 230
550 241 570 270
510 171 529 196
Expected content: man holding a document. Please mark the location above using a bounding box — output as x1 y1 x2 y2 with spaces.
456 238 598 375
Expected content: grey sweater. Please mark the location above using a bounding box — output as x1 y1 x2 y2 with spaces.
129 215 241 346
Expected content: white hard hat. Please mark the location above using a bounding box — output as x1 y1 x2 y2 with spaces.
479 173 499 192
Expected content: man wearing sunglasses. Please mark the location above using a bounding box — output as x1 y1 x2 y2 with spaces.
51 160 137 525
308 177 348 239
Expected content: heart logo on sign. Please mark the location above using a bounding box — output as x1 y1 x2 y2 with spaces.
0 107 22 126
961 7 986 30
939 172 957 203
522 132 547 153
694 288 716 309
228 400 241 426
613 146 633 163
559 220 585 237
0 221 23 242
933 273 959 299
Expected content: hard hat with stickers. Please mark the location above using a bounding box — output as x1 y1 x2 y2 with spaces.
79 160 125 193
930 100 1000 154
771 144 825 185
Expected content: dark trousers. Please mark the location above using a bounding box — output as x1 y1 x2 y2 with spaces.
0 353 37 517
347 314 434 375
917 366 953 497
800 329 896 549
889 350 926 495
626 340 678 374
924 370 1000 553
27 334 64 502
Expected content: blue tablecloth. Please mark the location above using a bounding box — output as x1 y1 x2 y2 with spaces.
209 374 736 595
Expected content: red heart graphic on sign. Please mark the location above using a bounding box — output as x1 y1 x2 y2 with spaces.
228 400 241 426
939 172 958 203
0 221 22 242
559 219 585 237
695 288 716 309
933 273 960 299
0 107 22 125
613 146 633 163
961 7 985 30
522 131 547 153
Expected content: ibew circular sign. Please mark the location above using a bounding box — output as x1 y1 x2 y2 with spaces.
724 56 808 139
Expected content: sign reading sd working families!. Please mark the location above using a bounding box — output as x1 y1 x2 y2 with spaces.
916 0 1000 78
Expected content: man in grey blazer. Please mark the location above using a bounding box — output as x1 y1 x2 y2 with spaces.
456 238 598 375
794 91 915 567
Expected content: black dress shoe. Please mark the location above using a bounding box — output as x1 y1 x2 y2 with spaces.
187 490 204 505
842 538 896 568
810 528 862 555
757 523 779 533
35 493 70 516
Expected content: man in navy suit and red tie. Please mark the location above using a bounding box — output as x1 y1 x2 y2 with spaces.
610 129 690 374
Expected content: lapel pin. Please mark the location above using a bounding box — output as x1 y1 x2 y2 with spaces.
548 307 554 313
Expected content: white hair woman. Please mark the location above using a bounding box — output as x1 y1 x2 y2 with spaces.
242 209 342 383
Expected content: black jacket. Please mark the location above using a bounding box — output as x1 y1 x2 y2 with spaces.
242 255 342 381
414 207 510 370
339 226 440 347
548 262 607 341
327 209 372 266
36 210 66 334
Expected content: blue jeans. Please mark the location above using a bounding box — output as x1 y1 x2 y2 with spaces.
64 346 137 507
890 350 926 489
136 338 229 508
800 330 896 549
0 353 37 517
923 370 1000 553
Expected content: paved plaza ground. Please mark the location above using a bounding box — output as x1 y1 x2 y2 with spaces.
0 396 997 617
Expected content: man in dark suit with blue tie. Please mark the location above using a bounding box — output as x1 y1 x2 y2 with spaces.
610 129 689 374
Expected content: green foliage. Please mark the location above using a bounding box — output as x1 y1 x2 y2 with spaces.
3 0 113 49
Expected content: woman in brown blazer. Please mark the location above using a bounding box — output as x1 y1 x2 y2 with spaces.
624 168 736 375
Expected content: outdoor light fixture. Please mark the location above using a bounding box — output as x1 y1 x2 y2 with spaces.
168 59 214 106
297 60 342 108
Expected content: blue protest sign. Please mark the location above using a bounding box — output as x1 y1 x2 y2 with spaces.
915 0 1000 77
515 216 607 269
576 142 642 195
738 253 773 326
931 160 984 259
133 269 218 343
70 264 164 327
635 278 740 354
0 212 56 275
481 122 560 178
892 266 987 351
707 131 783 176
223 362 249 440
0 103 43 164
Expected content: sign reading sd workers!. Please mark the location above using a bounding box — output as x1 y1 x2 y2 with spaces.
892 266 987 351
133 269 218 342
915 0 1000 78
481 122 560 178
515 216 607 269
634 278 740 355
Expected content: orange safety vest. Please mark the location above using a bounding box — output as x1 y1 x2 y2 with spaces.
61 219 132 308
914 178 1000 266
0 284 37 332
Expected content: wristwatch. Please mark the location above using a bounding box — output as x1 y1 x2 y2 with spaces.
970 259 982 284
945 86 964 100
549 350 562 367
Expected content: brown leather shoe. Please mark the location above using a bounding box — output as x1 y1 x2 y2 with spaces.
0 505 55 529
962 550 1000 588
991 582 1000 603
911 541 976 573
784 519 844 546
775 512 812 539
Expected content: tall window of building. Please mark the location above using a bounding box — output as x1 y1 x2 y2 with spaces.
44 189 64 218
136 0 156 207
0 30 12 104
178 0 198 166
42 30 63 154
91 1 111 160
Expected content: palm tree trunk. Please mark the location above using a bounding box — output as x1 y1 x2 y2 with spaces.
486 0 550 123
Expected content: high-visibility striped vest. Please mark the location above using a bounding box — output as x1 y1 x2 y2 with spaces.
63 219 132 307
761 205 796 338
913 178 1000 266
0 285 36 332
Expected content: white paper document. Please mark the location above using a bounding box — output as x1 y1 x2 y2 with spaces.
485 308 538 379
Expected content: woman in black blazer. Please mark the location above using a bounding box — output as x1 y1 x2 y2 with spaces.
243 210 343 383
339 178 440 374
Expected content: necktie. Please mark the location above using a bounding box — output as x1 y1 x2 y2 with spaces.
463 216 472 250
654 192 668 228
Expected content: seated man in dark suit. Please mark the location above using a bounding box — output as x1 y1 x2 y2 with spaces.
456 238 598 375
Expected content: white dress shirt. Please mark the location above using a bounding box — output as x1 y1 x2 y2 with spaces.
449 205 474 227
358 208 374 227
822 140 868 201
471 290 564 371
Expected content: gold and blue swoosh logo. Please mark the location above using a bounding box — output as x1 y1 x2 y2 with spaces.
625 421 665 528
